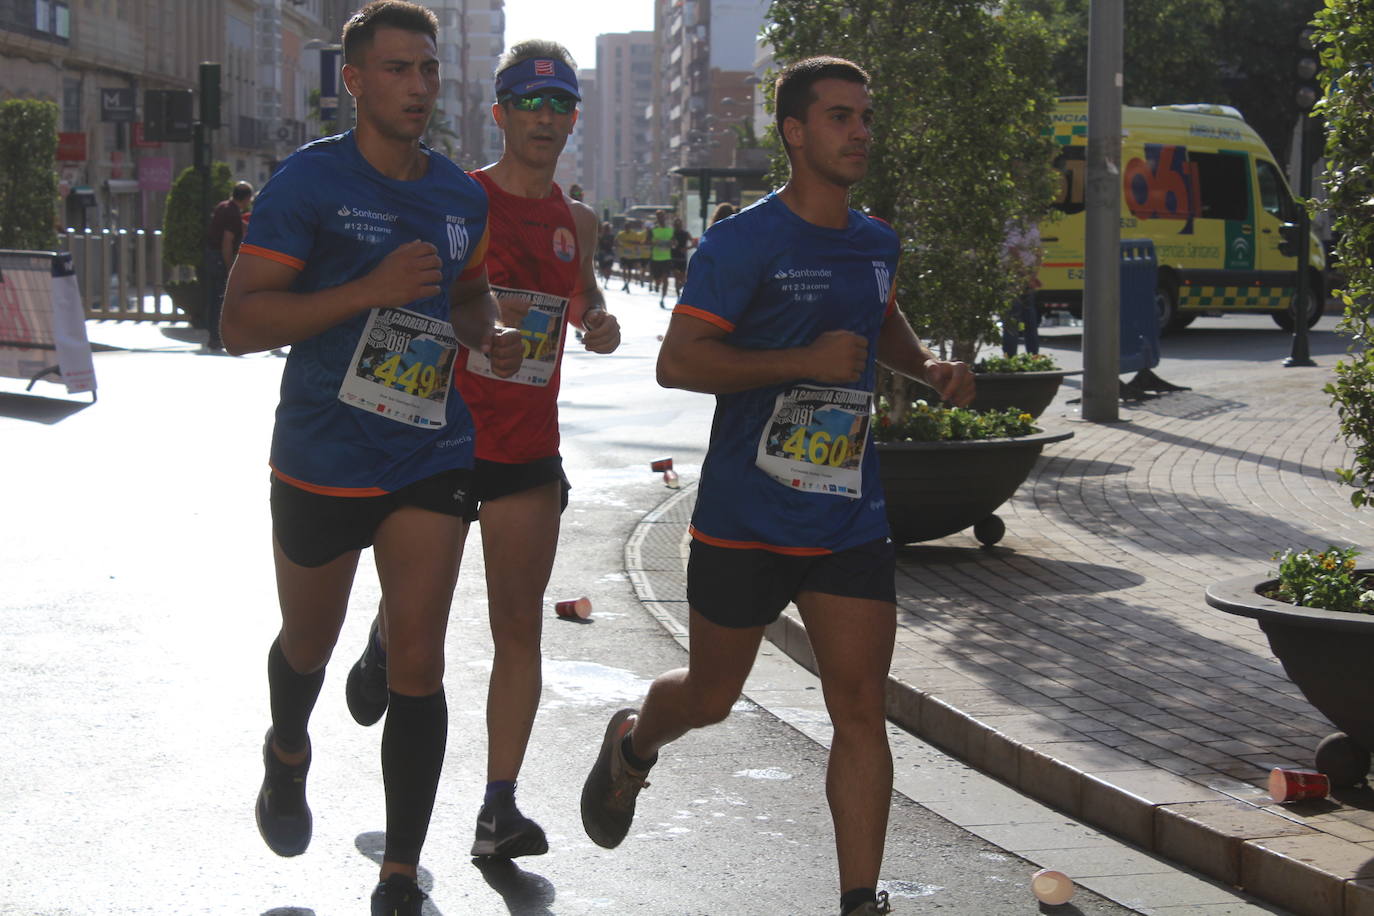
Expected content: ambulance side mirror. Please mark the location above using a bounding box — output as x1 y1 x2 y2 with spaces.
1279 222 1300 258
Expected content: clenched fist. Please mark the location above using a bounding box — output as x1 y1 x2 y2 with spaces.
483 325 524 378
806 329 868 384
364 240 443 308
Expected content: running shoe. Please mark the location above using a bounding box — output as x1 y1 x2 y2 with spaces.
370 873 428 916
580 707 653 849
346 619 388 726
470 789 549 858
844 891 892 915
254 727 312 857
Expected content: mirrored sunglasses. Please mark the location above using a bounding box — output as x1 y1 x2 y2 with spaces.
507 93 576 115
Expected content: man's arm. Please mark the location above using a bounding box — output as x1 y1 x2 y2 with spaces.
875 305 976 406
656 311 868 395
449 265 523 378
220 239 444 356
566 200 620 354
220 228 236 269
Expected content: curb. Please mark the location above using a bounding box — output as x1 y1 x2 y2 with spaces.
625 484 1374 916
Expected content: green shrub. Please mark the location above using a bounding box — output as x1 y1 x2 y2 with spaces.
876 401 1038 442
1315 2 1374 508
0 99 59 250
162 162 231 273
1269 547 1374 615
976 353 1060 373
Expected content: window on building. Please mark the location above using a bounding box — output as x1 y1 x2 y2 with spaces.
62 79 81 131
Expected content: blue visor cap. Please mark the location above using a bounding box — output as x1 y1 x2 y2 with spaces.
495 57 580 101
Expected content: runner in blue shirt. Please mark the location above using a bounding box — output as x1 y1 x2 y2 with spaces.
579 56 975 916
220 4 521 914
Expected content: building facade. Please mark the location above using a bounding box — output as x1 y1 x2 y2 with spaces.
650 0 770 227
589 30 654 218
0 0 502 231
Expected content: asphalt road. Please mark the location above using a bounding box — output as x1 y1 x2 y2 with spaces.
0 283 1232 915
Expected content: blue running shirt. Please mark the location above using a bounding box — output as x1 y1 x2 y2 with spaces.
675 192 898 554
240 132 490 495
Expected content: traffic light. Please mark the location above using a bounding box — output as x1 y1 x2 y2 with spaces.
199 62 221 129
144 89 193 142
1296 27 1322 114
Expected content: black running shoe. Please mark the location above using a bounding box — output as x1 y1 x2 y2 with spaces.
371 873 428 916
580 708 654 849
255 728 312 857
346 620 388 726
470 789 549 859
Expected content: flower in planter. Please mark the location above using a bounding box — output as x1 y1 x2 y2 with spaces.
875 399 1037 443
1268 546 1374 615
975 353 1060 374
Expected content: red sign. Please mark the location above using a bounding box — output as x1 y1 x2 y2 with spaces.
56 132 87 162
132 122 163 149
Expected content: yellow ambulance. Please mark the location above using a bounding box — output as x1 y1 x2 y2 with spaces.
1039 99 1324 332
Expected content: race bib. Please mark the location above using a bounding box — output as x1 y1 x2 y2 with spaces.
338 306 457 427
465 285 567 387
755 385 871 499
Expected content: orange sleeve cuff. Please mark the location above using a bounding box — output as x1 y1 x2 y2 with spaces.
673 304 735 332
240 244 305 272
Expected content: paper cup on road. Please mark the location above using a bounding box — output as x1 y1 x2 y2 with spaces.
662 469 680 489
555 597 592 619
650 457 673 472
1031 869 1074 906
1269 766 1329 803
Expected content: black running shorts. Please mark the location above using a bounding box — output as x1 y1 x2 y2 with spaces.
270 468 475 568
471 455 570 518
686 536 897 629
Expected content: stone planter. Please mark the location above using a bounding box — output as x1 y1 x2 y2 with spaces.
1205 572 1374 786
877 427 1073 547
969 369 1081 418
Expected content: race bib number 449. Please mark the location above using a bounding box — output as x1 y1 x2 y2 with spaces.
755 385 871 499
338 306 457 427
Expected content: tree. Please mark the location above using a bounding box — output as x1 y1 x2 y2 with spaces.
1022 0 1320 164
0 99 60 250
765 0 1058 389
161 162 231 272
1314 0 1374 507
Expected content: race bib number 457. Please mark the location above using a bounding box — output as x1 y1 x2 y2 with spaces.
755 385 871 499
465 285 568 387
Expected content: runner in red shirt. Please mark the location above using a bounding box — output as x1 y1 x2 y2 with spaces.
343 39 619 861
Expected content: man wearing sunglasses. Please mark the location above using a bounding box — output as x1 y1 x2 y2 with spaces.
343 39 620 862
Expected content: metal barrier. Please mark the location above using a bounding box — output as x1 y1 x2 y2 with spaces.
58 229 194 322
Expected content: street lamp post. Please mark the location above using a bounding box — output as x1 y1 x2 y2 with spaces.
1285 28 1321 369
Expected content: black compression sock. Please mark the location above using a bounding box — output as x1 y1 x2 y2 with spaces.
840 888 877 915
266 637 325 754
381 688 448 865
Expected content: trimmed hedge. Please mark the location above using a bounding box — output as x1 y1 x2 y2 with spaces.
162 161 231 272
0 99 59 250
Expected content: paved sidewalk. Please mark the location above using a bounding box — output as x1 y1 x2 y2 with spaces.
630 316 1374 916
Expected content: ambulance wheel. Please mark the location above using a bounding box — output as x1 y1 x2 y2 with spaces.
1156 277 1188 334
1273 282 1324 330
973 515 1005 547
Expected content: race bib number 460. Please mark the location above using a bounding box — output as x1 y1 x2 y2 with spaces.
338 306 457 427
755 385 871 499
465 285 567 387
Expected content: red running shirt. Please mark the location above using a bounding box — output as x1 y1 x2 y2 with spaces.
455 171 581 462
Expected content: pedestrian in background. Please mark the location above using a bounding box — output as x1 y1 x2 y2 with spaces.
1001 218 1042 356
203 180 253 352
